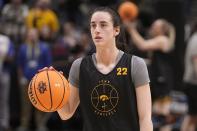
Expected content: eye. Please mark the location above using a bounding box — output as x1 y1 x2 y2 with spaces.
100 23 107 28
90 23 96 29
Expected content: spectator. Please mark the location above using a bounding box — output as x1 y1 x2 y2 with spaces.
0 34 15 131
26 0 59 43
17 28 52 131
0 0 29 45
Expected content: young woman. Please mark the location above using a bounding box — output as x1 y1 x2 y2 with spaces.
43 7 152 131
126 19 176 130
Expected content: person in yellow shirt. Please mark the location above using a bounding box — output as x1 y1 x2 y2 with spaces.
26 0 59 42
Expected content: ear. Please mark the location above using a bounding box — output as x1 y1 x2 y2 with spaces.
114 26 120 36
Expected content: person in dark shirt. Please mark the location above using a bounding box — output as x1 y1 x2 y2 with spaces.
126 19 176 130
43 7 152 131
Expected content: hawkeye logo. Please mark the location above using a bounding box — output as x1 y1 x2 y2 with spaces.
91 80 119 117
100 95 109 101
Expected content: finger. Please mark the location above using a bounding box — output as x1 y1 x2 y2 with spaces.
59 71 63 75
49 66 55 70
38 67 48 72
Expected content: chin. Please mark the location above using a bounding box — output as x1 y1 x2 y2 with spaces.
94 41 106 47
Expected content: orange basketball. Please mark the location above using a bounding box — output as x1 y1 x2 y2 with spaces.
118 1 139 22
28 69 70 112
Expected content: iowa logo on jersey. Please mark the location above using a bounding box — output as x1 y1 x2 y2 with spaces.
117 67 128 76
91 80 119 117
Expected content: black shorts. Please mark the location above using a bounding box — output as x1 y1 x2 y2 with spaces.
184 83 197 115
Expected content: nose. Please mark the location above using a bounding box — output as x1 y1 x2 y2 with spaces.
94 25 101 34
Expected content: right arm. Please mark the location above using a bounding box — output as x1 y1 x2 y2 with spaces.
129 27 170 52
127 22 175 53
57 83 80 120
57 58 82 120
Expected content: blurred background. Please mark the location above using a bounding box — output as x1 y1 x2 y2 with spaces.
0 0 197 131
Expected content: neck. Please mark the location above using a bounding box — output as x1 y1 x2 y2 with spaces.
96 45 119 66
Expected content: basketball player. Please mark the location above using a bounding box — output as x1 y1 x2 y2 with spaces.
45 7 153 131
126 19 175 130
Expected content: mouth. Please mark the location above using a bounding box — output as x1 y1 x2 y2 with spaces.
94 36 102 40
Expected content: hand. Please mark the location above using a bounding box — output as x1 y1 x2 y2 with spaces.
38 66 63 75
38 66 54 72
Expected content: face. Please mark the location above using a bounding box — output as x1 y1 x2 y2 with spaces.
149 20 163 37
27 29 39 43
90 11 120 47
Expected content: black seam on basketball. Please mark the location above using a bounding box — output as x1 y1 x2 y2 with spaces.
33 73 48 111
28 79 33 101
47 70 53 110
54 70 66 110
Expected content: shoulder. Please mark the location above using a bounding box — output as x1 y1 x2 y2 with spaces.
73 57 83 64
131 55 146 67
71 57 83 69
131 55 150 87
131 55 147 79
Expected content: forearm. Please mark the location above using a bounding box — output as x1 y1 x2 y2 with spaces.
136 84 153 131
139 118 153 131
57 85 80 120
57 102 73 120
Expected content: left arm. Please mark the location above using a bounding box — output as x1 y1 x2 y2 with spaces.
136 84 153 131
131 56 153 131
